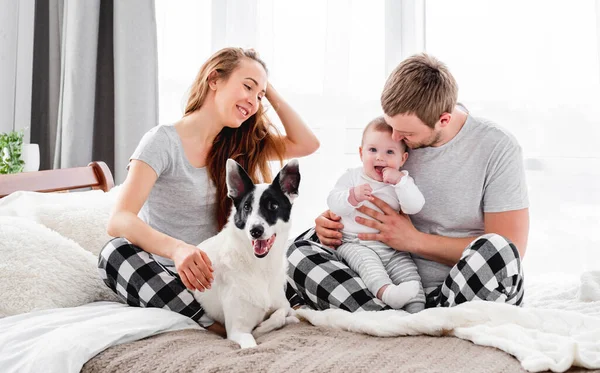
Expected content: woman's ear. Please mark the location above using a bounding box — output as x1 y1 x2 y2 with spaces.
207 70 219 90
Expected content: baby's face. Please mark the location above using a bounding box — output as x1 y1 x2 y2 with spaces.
359 130 407 182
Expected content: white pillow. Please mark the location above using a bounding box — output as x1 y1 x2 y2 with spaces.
33 203 113 256
0 216 120 316
0 186 121 255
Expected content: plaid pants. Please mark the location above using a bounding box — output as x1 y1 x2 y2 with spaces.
97 237 205 322
286 229 524 311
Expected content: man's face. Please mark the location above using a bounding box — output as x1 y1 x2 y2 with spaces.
384 113 442 149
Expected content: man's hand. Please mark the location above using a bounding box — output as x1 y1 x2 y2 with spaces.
315 210 343 248
355 196 422 253
382 168 404 184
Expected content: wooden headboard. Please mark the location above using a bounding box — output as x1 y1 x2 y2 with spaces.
0 161 115 198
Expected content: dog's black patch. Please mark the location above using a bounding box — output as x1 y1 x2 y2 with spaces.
226 158 300 230
227 160 257 230
234 193 254 230
258 187 292 225
258 161 301 225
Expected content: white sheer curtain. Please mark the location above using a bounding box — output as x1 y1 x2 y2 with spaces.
156 0 412 237
425 0 600 275
155 0 599 275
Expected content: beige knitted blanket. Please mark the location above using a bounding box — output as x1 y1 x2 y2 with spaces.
81 322 597 373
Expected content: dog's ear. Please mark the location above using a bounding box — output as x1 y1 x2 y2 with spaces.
273 159 300 202
226 159 255 205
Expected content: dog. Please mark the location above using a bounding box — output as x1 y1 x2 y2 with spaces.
193 158 301 349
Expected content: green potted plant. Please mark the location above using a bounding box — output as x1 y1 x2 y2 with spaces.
0 130 25 174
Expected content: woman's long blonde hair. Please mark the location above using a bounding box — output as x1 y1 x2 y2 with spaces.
184 47 286 231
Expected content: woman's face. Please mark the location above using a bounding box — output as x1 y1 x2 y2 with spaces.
213 58 268 128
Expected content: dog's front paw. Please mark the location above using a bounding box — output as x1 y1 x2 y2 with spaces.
229 332 257 349
239 339 258 349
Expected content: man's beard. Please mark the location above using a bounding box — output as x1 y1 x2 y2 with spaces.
404 130 442 149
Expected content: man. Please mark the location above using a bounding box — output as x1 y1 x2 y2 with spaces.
286 53 529 311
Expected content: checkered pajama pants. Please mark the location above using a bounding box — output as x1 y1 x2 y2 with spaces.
286 229 524 311
97 237 206 322
97 237 304 323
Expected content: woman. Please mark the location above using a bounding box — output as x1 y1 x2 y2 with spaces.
98 48 319 336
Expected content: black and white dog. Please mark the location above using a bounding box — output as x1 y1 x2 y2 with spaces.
194 159 300 349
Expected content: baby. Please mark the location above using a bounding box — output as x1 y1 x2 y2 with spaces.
327 116 426 313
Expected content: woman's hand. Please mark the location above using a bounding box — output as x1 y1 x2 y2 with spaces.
263 82 320 159
172 242 214 291
265 82 276 108
315 210 344 248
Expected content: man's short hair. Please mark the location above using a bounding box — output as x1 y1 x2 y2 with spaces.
361 116 407 152
381 53 458 129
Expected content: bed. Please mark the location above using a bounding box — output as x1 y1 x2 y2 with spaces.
0 161 114 198
0 163 598 373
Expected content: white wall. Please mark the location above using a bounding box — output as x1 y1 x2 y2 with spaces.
0 0 35 141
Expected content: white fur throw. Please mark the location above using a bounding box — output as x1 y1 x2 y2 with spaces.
0 202 121 316
296 273 600 372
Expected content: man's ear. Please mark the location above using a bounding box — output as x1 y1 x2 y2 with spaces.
273 159 300 202
439 112 452 128
226 159 255 206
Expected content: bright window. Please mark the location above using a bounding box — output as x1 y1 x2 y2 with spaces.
155 1 600 275
426 0 600 274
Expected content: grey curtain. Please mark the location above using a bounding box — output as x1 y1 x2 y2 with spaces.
30 0 158 184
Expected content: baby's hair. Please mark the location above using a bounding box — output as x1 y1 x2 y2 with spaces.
361 116 407 152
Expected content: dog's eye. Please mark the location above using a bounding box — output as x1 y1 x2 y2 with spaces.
243 202 251 211
268 201 278 211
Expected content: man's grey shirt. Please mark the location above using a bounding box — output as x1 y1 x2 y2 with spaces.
402 114 529 292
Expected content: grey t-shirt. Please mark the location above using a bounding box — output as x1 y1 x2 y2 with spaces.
402 114 529 293
130 124 218 266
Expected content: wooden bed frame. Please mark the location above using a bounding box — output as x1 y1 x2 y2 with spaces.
0 161 115 198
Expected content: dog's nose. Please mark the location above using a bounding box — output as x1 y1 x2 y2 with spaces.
250 226 264 239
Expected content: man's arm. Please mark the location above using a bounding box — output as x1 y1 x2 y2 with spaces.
356 197 529 267
413 209 529 266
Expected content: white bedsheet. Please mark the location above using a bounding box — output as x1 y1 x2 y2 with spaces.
1 273 599 373
297 271 600 373
0 301 201 373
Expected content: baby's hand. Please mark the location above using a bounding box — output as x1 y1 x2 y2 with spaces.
382 168 404 184
352 184 373 203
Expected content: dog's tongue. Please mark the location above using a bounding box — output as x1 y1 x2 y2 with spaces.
253 240 269 256
252 234 276 256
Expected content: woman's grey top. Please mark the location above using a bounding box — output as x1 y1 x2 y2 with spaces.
130 124 218 266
